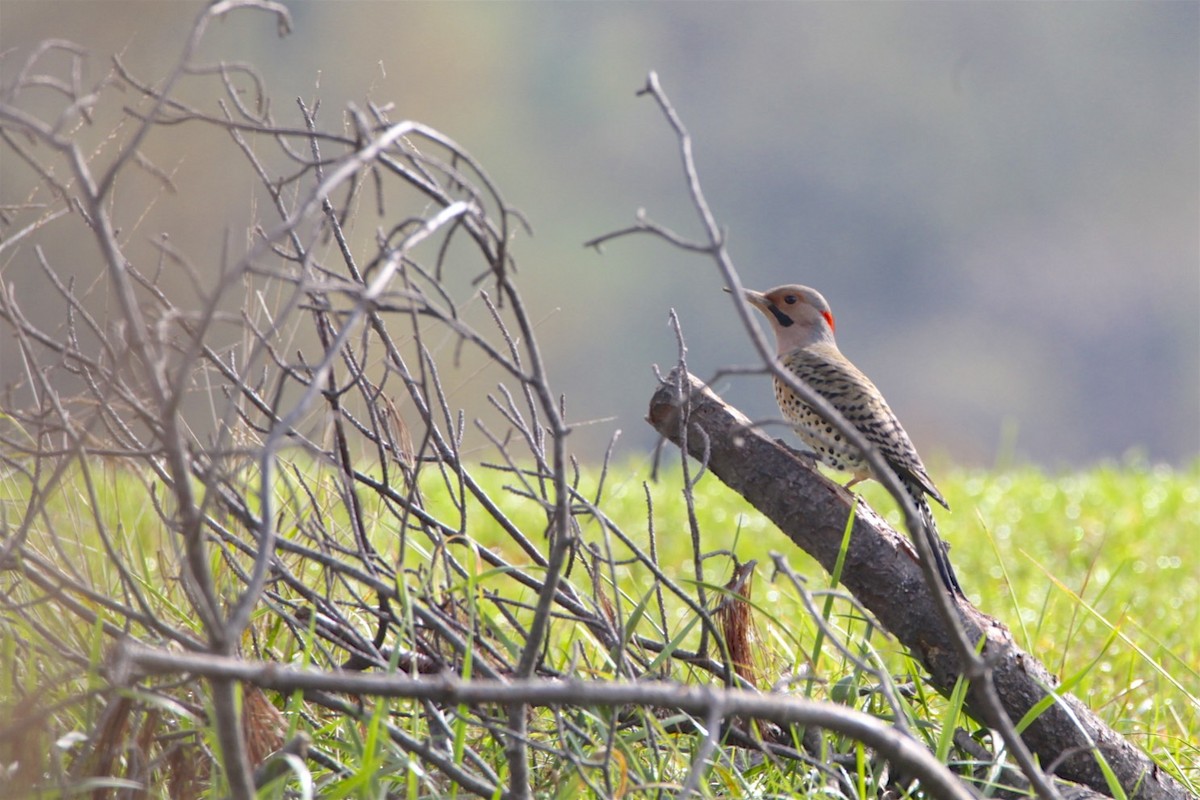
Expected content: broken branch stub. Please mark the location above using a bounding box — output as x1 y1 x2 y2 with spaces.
646 367 1187 800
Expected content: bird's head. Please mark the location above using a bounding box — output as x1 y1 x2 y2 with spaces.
738 284 837 354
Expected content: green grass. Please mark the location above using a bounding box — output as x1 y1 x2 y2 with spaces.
2 458 1197 796
401 457 1200 790
423 458 1200 787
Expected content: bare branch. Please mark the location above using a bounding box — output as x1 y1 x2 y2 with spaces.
596 70 1067 800
117 643 977 800
646 369 1189 800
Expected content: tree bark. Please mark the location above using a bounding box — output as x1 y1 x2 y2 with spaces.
646 368 1187 800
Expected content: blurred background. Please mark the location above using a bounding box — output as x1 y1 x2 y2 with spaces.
3 1 1197 468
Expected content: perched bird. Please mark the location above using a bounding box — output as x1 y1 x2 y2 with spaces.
740 283 963 595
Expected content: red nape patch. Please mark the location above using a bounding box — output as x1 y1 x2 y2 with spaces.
823 311 836 332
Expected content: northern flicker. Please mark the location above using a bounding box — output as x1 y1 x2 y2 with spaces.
740 283 963 595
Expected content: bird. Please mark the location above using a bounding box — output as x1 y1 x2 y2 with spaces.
738 283 963 596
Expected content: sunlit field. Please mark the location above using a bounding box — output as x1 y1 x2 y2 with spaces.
3 458 1196 796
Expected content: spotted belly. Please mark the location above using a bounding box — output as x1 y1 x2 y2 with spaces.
773 378 870 478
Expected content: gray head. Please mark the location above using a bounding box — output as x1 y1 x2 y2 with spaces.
741 284 838 354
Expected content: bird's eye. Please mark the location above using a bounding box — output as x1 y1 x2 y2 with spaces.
783 295 797 305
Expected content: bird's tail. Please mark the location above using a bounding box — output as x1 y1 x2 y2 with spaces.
909 487 964 596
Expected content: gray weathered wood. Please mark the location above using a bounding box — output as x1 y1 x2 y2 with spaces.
647 368 1186 800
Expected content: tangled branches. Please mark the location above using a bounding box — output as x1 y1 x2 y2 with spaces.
0 5 833 797
0 5 1186 800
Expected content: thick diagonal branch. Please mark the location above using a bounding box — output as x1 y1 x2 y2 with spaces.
646 368 1186 800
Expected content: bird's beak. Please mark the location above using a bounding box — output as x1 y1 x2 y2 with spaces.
739 288 770 311
735 287 796 330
